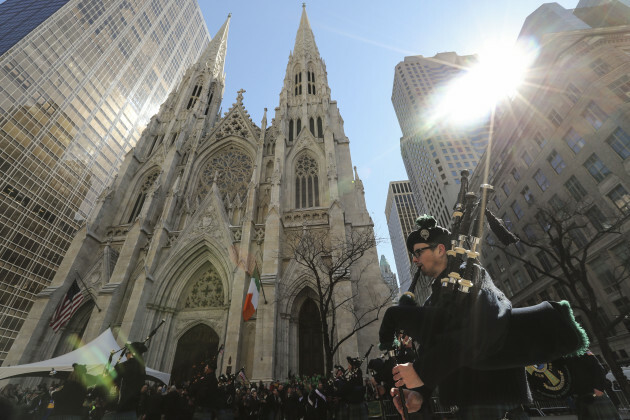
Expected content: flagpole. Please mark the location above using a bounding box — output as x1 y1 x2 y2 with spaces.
256 266 268 304
74 270 102 312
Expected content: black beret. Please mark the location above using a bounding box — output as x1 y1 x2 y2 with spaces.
346 356 361 368
406 214 450 252
126 341 148 355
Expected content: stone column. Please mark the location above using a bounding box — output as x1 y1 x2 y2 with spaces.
251 276 277 381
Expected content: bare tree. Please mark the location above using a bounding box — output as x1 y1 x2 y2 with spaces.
282 227 394 374
494 200 630 398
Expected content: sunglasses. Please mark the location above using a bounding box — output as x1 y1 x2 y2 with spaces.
410 244 437 258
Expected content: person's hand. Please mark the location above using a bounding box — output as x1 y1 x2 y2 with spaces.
390 388 423 414
594 388 604 397
392 363 424 389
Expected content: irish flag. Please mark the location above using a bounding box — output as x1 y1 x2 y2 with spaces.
243 268 261 321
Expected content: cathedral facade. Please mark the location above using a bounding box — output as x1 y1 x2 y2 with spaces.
5 8 390 382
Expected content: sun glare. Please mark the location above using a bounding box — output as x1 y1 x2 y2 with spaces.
433 42 538 126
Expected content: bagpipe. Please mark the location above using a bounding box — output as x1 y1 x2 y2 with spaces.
379 170 589 374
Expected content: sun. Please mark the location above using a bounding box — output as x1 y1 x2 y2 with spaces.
432 41 538 126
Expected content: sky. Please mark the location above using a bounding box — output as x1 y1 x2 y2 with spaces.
198 0 578 285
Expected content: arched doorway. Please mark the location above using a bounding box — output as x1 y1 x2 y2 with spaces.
171 324 219 385
52 301 94 357
298 298 324 376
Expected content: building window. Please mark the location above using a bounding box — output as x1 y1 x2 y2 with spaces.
295 71 302 95
522 151 533 167
534 132 547 150
187 84 202 110
309 117 315 136
502 183 511 196
289 120 294 142
514 271 528 289
511 201 524 219
536 211 550 232
521 185 534 204
295 154 320 208
317 117 323 138
549 194 565 211
511 167 521 181
525 264 538 282
613 297 630 332
501 213 514 231
582 101 607 130
493 195 502 209
569 225 589 248
515 241 526 255
548 109 563 128
533 169 550 191
494 256 506 273
547 150 566 174
583 153 610 183
563 128 585 154
608 74 630 102
523 224 537 241
585 205 609 231
590 58 611 77
296 118 302 137
606 127 630 160
608 184 630 214
307 70 316 95
536 251 554 271
566 83 581 104
564 175 587 201
127 172 159 223
591 258 617 294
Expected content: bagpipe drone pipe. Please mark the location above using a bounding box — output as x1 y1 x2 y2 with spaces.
379 170 589 371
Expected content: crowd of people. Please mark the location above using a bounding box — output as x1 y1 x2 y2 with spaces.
0 354 378 420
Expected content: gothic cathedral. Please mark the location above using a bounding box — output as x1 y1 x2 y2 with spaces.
6 7 391 382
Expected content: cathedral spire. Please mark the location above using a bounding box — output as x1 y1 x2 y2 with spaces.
201 14 231 78
292 5 319 59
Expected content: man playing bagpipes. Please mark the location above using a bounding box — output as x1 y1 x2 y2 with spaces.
379 214 589 419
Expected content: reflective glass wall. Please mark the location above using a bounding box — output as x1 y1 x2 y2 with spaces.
0 0 210 364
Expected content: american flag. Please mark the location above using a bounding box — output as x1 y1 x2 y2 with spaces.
49 280 84 332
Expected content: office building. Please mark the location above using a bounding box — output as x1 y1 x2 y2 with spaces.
379 255 399 302
469 0 630 363
392 52 488 229
385 180 420 293
0 0 210 364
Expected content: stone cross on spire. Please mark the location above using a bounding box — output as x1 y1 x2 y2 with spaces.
237 89 246 103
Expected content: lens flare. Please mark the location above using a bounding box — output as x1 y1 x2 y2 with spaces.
433 42 538 126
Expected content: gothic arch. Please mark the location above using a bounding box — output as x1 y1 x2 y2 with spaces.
170 323 220 385
120 168 161 224
190 144 254 206
178 262 226 310
293 64 303 96
52 300 95 357
151 238 233 310
293 152 321 209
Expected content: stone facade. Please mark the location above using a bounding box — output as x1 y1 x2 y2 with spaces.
5 8 390 382
469 18 630 363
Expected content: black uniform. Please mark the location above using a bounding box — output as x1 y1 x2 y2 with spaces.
381 265 531 419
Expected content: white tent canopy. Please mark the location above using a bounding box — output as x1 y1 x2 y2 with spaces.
0 329 170 384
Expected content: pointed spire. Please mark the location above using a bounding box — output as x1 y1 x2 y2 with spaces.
201 14 231 78
293 5 319 58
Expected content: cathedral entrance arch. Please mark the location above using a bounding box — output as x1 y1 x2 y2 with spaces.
171 324 219 385
298 298 324 377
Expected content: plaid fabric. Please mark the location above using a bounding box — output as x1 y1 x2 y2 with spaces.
577 395 621 420
454 403 529 419
102 411 138 420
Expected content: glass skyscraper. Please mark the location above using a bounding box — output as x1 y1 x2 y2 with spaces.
0 0 210 364
392 53 489 229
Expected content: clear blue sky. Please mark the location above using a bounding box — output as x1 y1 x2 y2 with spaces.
198 0 578 286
